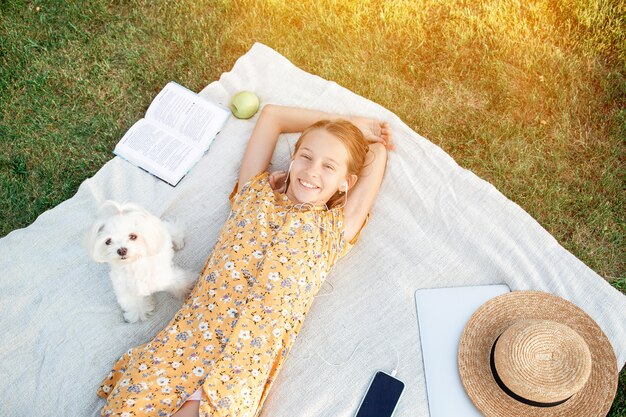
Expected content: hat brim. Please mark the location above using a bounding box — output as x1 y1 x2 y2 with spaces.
458 291 618 417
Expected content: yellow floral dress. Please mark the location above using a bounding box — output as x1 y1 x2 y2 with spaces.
97 171 366 416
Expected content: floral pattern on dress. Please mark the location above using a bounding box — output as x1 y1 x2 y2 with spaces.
97 171 361 417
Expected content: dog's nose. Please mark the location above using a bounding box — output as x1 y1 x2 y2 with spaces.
117 247 128 257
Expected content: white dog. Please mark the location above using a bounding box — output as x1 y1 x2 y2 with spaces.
86 200 196 323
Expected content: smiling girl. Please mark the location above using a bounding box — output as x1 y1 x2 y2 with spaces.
97 104 393 417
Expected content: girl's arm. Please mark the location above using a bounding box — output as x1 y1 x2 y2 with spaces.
342 125 390 243
238 105 340 186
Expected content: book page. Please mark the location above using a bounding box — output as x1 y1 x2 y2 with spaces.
145 82 230 147
114 119 203 186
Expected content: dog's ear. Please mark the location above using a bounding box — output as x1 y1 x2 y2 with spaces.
119 202 151 216
85 220 107 263
98 200 123 218
140 213 167 256
98 200 150 217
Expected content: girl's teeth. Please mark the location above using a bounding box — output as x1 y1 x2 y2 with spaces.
300 179 318 189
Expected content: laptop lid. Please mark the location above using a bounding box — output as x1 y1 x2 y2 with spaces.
415 284 510 416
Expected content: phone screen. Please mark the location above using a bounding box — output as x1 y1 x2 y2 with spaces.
355 371 405 417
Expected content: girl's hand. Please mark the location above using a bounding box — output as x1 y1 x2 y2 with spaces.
269 170 288 192
349 116 395 150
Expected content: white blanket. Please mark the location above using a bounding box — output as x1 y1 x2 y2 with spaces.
1 42 624 417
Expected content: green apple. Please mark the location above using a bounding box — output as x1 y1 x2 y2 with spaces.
230 91 260 119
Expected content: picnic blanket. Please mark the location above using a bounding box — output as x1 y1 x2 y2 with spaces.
1 42 624 417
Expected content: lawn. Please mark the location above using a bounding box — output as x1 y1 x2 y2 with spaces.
1 0 623 414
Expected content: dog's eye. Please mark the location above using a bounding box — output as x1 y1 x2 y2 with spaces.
105 238 112 245
129 234 137 241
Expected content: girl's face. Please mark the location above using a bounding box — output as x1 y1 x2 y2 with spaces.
286 129 350 206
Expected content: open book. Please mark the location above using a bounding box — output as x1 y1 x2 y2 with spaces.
114 81 230 186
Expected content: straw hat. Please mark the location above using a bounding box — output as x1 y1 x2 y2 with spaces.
458 291 618 417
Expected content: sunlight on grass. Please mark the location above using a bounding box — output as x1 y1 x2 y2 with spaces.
205 0 624 278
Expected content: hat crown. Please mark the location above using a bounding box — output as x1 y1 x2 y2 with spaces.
459 291 618 417
493 319 592 403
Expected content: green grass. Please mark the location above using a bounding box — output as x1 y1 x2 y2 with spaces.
1 0 624 413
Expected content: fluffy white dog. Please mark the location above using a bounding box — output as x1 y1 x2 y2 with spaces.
86 200 196 323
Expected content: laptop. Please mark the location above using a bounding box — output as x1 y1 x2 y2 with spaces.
415 284 510 416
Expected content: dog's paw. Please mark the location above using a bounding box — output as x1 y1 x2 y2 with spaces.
123 310 141 323
172 236 185 251
122 297 155 323
163 218 185 251
168 270 197 300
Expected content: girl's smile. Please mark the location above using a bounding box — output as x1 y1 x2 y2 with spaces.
298 178 319 190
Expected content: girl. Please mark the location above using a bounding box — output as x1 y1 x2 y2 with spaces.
97 104 394 417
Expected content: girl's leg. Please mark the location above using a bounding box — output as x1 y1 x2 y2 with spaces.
171 400 199 417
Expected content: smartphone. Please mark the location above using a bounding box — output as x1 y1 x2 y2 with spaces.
354 371 405 417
